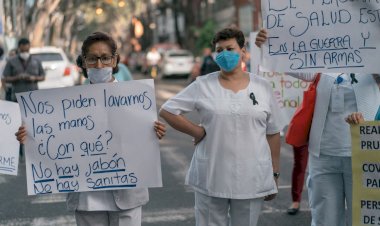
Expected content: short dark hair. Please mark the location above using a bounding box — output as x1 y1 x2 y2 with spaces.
18 38 30 47
212 28 245 49
77 32 120 77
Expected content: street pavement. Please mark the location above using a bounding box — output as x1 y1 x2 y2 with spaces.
0 74 311 226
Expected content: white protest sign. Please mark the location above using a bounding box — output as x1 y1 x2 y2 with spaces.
250 32 310 127
16 80 162 195
258 71 310 127
261 0 380 73
0 100 21 175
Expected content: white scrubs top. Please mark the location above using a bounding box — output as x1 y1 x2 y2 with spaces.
320 74 358 157
161 72 282 199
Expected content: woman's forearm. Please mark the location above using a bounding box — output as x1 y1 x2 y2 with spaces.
267 133 281 172
159 109 204 139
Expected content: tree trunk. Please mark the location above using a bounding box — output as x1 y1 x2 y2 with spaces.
31 0 61 47
25 0 39 37
173 1 183 47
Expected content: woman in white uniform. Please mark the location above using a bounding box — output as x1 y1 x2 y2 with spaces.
256 29 380 226
159 27 282 226
16 32 166 226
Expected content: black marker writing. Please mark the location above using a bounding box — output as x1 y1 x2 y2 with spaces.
20 92 54 118
61 94 97 119
0 113 11 125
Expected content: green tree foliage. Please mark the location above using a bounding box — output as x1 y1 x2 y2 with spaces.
195 20 216 55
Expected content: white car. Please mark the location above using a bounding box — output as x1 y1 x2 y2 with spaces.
30 46 79 89
160 49 194 78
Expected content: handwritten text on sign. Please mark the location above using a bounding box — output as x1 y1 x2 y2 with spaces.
250 33 310 127
0 100 21 176
351 122 380 226
16 80 162 195
261 0 380 73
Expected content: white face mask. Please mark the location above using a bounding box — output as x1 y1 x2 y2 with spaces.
19 52 30 60
87 67 113 84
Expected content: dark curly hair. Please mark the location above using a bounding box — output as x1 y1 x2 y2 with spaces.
212 27 245 49
77 32 120 78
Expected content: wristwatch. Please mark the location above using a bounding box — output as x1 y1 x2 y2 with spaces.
273 172 280 179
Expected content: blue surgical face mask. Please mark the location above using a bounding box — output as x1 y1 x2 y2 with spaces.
87 67 113 84
215 50 240 72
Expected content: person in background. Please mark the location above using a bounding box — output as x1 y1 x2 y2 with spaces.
188 56 202 83
0 46 5 99
0 46 4 71
146 47 161 78
113 63 133 81
2 49 18 101
287 144 308 215
200 47 219 76
256 29 380 226
16 32 166 226
159 27 282 226
2 38 45 102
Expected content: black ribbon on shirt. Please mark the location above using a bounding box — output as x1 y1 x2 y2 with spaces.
350 73 358 84
249 92 258 106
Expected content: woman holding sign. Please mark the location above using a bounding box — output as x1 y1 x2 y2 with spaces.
159 27 283 226
345 110 380 124
16 32 166 226
256 29 380 226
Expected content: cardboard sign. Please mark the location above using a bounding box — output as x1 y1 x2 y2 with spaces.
250 32 310 127
0 100 21 175
351 121 380 226
16 80 162 195
261 0 380 73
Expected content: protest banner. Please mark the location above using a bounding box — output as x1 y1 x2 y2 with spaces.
258 71 310 126
0 100 21 175
250 32 310 127
351 121 380 226
16 79 162 195
261 0 380 73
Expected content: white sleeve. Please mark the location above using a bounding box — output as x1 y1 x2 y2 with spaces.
286 72 317 82
266 87 284 134
160 80 199 115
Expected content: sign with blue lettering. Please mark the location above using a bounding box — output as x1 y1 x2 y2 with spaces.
0 100 21 176
261 0 380 73
16 80 162 195
351 121 380 226
250 32 310 128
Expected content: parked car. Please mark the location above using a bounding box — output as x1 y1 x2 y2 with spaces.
152 43 180 54
30 46 79 89
160 49 194 79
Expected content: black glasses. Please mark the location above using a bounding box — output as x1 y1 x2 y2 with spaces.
85 55 114 65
